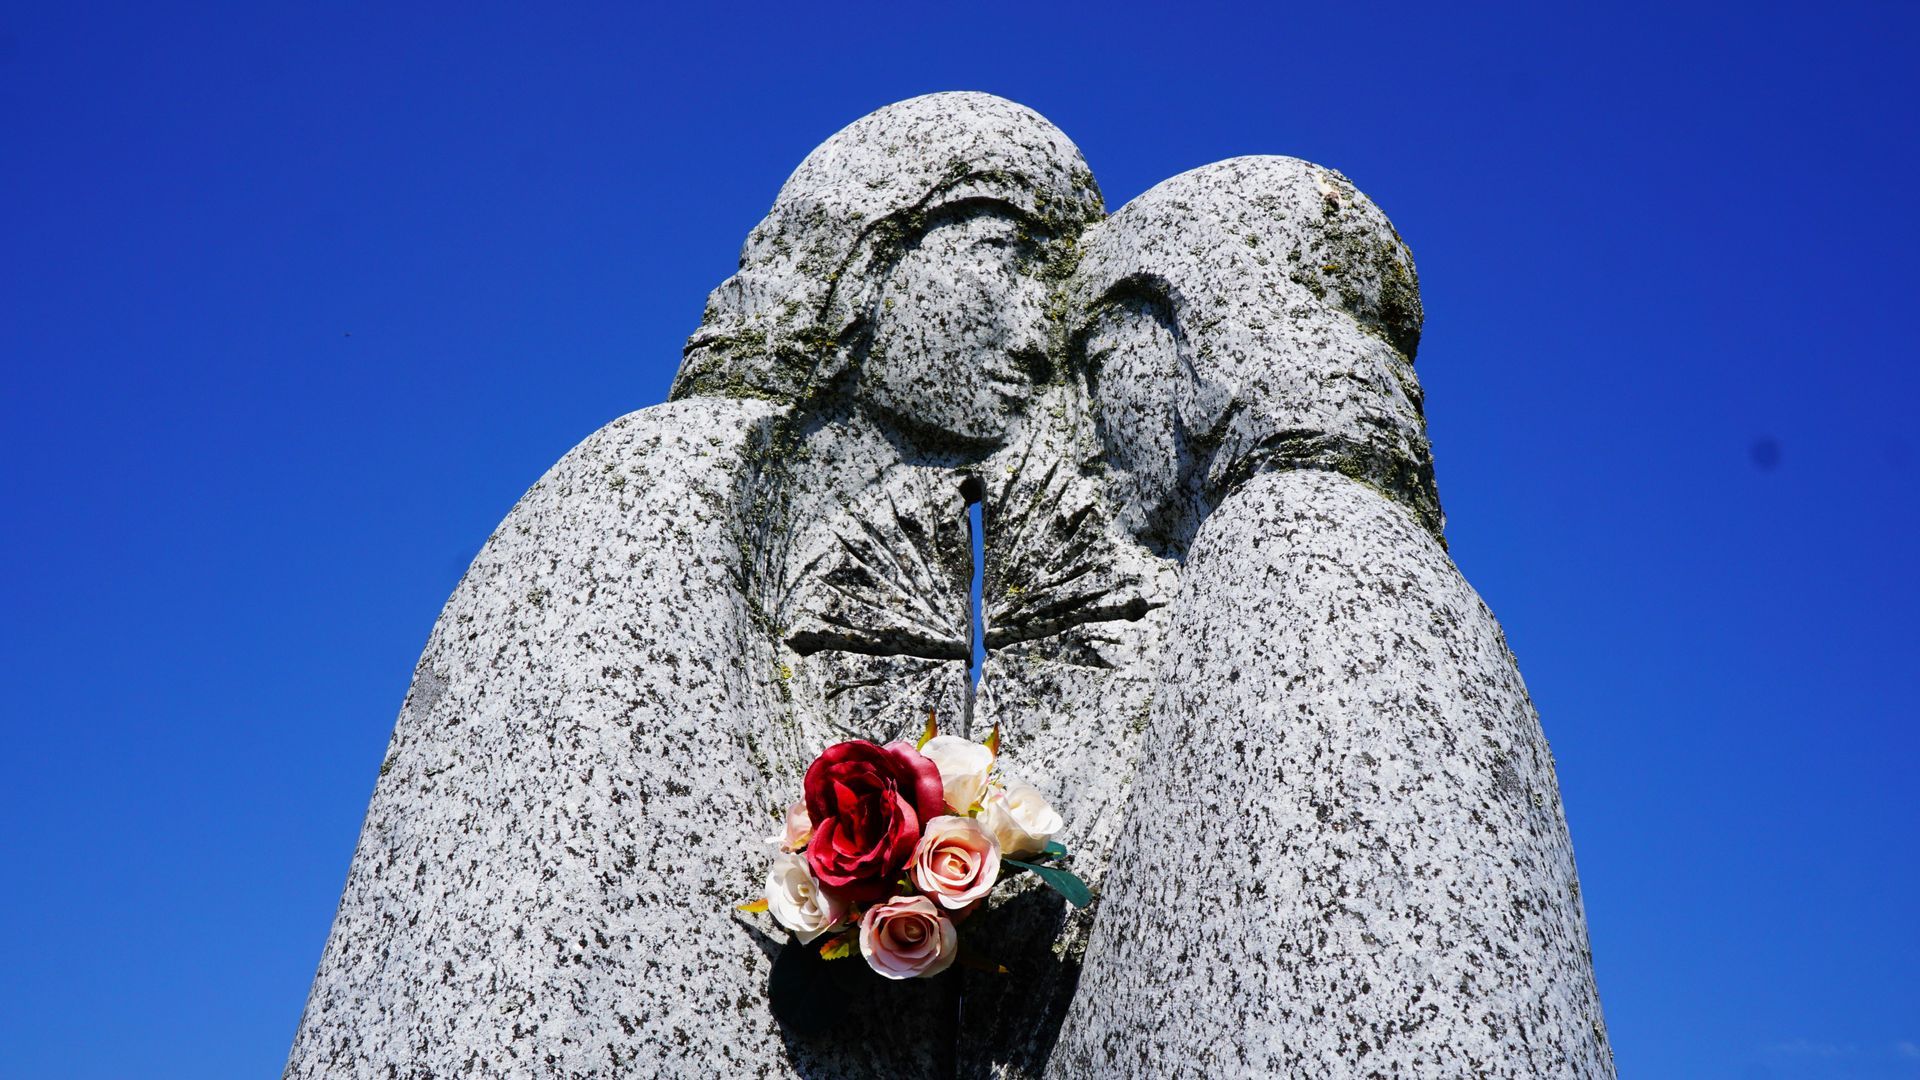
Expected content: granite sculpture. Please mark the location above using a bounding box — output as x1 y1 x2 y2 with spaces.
1047 157 1611 1077
288 93 1612 1078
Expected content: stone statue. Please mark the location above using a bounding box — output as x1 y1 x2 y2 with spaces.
1047 156 1612 1076
288 95 1611 1079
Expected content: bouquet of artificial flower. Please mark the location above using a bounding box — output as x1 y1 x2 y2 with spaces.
738 717 1088 1016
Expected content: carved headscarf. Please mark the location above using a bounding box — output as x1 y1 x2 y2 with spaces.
671 92 1104 404
1072 155 1441 541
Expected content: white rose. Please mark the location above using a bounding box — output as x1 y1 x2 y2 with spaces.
919 734 995 814
979 775 1063 859
765 852 846 943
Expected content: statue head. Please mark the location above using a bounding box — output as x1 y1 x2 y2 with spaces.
673 93 1103 447
1070 155 1439 549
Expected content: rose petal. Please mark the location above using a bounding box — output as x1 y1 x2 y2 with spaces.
884 740 948 823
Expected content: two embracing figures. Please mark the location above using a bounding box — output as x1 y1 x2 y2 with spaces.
287 94 1612 1079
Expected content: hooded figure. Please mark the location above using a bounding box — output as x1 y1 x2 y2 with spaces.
1049 157 1613 1078
674 91 1101 430
1071 154 1437 557
286 93 1105 1079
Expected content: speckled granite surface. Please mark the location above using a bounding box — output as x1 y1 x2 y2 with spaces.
1047 470 1610 1078
289 96 1610 1079
286 398 804 1078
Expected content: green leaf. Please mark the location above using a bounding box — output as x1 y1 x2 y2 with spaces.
1005 858 1092 908
1002 841 1067 867
817 929 857 961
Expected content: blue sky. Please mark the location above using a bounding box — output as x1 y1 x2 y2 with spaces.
2 3 1915 1077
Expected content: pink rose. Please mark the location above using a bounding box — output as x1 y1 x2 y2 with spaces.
858 895 958 979
766 799 811 852
909 815 1001 910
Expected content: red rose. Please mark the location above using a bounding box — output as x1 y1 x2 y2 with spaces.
803 740 945 902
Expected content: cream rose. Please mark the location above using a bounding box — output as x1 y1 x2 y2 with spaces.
909 815 1001 910
979 776 1063 858
765 852 846 943
858 895 958 979
765 799 811 852
918 734 994 814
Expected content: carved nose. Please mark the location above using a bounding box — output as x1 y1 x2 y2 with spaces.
1003 277 1049 357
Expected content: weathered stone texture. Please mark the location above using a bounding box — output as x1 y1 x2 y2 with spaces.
1075 155 1439 554
671 92 1101 408
286 399 805 1078
290 95 1611 1080
961 385 1175 1079
1046 155 1609 1078
1047 470 1610 1077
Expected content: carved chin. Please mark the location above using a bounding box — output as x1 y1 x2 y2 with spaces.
873 400 1020 448
941 407 1019 444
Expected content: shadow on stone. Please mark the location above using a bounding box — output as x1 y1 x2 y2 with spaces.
958 881 1085 1078
774 941 957 1078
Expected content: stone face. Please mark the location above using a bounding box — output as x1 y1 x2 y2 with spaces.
290 98 1610 1079
1075 156 1440 555
671 92 1102 409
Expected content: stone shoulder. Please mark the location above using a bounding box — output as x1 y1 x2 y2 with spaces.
490 397 781 530
1193 468 1477 623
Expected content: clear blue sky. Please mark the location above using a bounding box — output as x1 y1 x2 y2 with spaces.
3 4 1915 1077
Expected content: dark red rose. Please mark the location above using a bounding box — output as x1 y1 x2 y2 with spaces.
803 740 945 902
